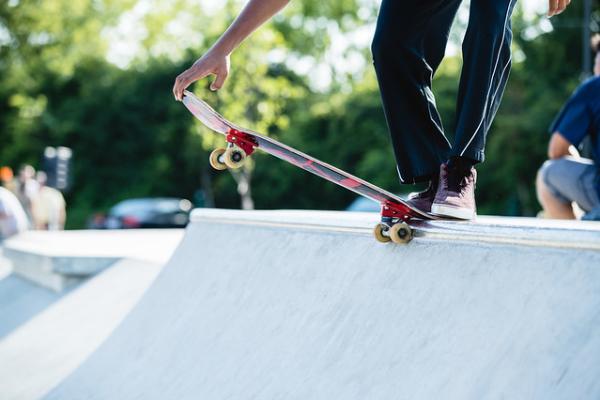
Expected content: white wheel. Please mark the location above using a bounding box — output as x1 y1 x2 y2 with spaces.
373 223 391 243
209 148 227 171
224 146 247 169
389 222 412 244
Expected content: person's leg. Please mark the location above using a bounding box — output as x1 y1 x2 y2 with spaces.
451 0 517 162
422 1 462 75
536 172 576 219
402 0 464 212
431 0 516 219
371 0 461 185
537 157 600 219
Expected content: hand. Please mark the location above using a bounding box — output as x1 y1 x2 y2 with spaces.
172 50 231 101
548 0 571 17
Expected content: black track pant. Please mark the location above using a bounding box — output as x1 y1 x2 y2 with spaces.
372 0 517 183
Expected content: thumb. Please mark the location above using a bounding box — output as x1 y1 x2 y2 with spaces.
210 70 228 91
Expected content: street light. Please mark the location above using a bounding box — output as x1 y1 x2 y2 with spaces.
43 146 72 191
582 0 592 77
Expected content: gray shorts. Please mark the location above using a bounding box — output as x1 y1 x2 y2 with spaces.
539 157 600 212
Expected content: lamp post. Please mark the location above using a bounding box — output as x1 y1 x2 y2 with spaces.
582 0 592 77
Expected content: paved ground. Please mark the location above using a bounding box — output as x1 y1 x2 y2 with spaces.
43 210 600 400
0 230 184 400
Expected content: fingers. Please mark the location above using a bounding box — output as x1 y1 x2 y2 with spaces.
548 0 570 17
210 69 228 91
559 0 572 14
548 0 558 16
173 70 195 102
172 62 228 100
173 65 207 101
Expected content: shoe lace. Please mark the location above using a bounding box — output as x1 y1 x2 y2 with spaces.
445 166 472 195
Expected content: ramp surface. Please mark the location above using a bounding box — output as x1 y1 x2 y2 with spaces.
46 210 600 400
0 230 183 399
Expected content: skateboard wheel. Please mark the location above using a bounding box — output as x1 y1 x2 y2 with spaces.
209 148 228 171
373 223 391 243
224 146 247 169
389 222 412 244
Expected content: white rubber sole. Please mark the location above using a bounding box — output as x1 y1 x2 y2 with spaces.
431 203 476 220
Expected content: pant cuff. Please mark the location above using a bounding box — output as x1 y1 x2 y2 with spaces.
399 171 439 185
450 149 485 164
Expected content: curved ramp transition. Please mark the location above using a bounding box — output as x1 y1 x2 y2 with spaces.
47 210 600 399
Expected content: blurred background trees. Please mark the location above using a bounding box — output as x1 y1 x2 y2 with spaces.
0 0 598 227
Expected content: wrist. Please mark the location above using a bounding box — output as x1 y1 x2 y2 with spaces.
211 41 233 57
212 32 240 56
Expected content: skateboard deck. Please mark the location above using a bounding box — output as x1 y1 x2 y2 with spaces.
182 90 438 243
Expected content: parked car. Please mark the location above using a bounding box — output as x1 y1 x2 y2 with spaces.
96 198 193 229
345 196 381 212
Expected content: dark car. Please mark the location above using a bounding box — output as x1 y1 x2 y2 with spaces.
345 196 380 212
100 198 193 229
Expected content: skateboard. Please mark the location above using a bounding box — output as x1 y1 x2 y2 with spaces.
182 90 438 244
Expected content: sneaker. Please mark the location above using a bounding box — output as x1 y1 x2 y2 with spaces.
406 178 438 213
431 163 477 220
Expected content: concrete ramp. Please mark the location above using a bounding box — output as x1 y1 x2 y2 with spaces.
46 210 600 400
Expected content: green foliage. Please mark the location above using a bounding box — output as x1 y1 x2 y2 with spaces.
476 1 597 216
15 59 209 227
0 0 597 226
251 70 395 210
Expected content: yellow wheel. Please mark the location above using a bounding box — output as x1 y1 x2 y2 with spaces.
389 222 413 244
373 223 391 243
209 148 228 171
224 146 247 169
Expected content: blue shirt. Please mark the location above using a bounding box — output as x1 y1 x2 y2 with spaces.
550 76 600 166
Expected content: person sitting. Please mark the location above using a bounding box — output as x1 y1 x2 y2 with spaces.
31 171 66 230
0 186 29 240
536 34 600 220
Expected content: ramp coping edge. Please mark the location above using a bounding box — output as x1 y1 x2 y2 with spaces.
191 209 600 251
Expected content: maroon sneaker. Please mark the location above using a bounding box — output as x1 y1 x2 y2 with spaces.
431 163 477 220
405 178 438 213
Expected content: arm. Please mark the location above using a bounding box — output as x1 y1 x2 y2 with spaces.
548 132 580 159
173 0 290 101
548 80 592 159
